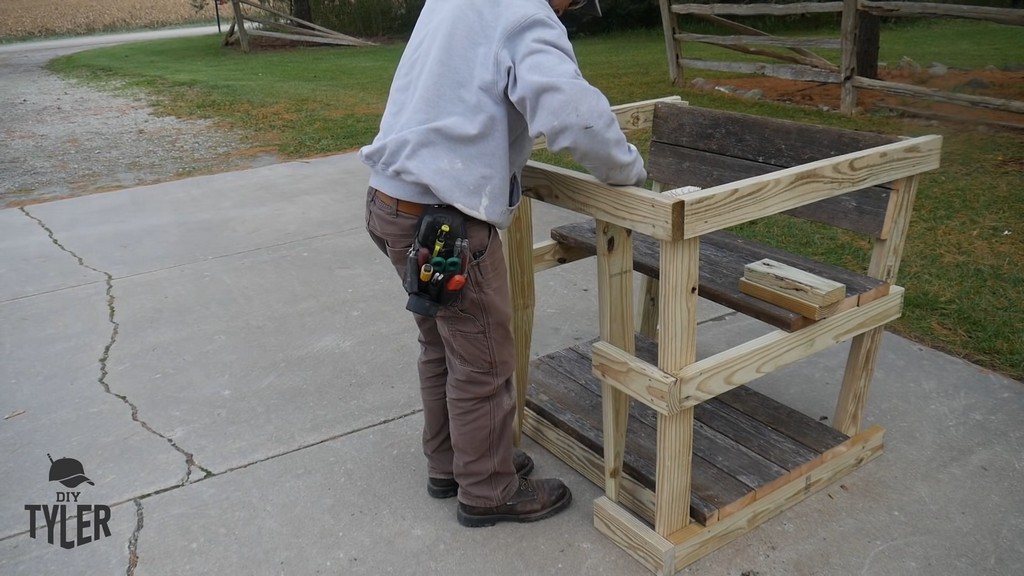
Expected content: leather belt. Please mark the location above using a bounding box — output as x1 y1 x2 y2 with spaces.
372 188 427 217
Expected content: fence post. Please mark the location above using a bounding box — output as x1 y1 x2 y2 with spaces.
840 0 859 114
659 0 682 85
857 12 880 79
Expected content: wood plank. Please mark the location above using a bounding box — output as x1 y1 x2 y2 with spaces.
237 0 375 45
739 278 845 321
852 76 1024 115
503 198 535 446
679 135 942 239
682 38 838 71
523 408 657 525
690 14 835 69
743 259 846 307
531 238 588 272
669 426 885 572
527 351 723 524
672 287 904 408
676 33 841 49
697 400 820 472
597 220 635 501
680 58 842 83
551 221 888 332
835 175 920 435
244 29 370 48
672 2 844 16
859 1 1024 26
592 341 676 415
651 104 899 163
594 497 674 575
521 161 682 241
647 144 892 237
653 234 700 536
717 386 849 454
532 96 683 150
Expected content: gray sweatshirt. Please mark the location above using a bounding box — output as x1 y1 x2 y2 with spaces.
359 0 647 229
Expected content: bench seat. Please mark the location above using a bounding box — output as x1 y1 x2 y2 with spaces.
526 334 852 527
550 220 889 332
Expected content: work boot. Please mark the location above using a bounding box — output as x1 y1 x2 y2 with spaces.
427 449 535 499
456 477 572 527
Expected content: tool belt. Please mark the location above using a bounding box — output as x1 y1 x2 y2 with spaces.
404 205 469 317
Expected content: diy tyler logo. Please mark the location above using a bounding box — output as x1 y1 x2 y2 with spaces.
24 454 112 549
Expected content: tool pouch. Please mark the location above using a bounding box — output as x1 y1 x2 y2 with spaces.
404 206 469 317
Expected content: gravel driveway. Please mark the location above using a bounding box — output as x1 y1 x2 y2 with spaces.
0 29 281 208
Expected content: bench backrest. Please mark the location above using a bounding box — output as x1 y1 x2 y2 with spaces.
648 103 901 238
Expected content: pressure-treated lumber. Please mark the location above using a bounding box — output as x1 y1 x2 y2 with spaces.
653 236 699 536
667 426 885 572
531 238 589 273
597 220 636 502
551 222 889 332
740 258 847 319
677 135 941 239
526 338 857 526
590 287 904 414
533 96 682 150
521 162 682 241
738 279 843 320
743 259 846 307
834 175 920 435
503 198 535 446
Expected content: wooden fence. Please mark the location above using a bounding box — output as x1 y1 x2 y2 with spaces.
659 0 1024 116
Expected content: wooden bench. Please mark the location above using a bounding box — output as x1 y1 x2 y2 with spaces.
503 99 941 574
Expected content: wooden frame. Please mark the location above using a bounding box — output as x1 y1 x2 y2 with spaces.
506 99 941 574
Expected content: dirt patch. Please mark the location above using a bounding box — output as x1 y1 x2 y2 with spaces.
694 67 1024 129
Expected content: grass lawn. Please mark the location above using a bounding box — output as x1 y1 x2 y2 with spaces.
48 21 1024 381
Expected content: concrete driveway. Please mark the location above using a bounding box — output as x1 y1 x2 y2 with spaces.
1 28 1022 576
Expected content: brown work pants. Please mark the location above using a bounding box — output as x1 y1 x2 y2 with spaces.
364 188 518 507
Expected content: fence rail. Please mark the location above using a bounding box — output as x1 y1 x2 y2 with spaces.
660 0 1024 119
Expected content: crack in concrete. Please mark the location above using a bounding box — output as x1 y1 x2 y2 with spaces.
20 207 213 485
126 499 143 576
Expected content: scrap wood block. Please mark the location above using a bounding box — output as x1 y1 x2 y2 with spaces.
741 259 847 320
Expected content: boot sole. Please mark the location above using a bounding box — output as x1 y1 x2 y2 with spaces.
455 489 572 528
427 459 536 500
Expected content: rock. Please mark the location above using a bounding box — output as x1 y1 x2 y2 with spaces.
898 56 921 72
714 85 738 94
962 78 991 90
690 77 713 90
928 62 948 77
741 89 764 100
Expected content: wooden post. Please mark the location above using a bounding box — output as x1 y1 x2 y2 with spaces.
834 175 920 435
503 198 536 447
659 0 682 85
654 236 699 537
638 182 666 341
840 0 859 114
229 0 250 53
596 219 635 501
856 12 880 79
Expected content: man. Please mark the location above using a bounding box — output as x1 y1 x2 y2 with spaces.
361 0 645 527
